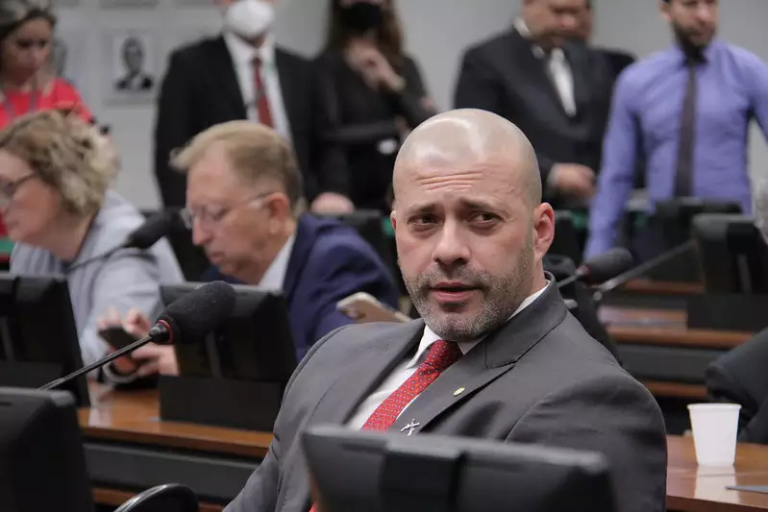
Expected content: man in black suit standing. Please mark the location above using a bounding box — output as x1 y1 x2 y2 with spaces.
154 0 348 212
453 0 614 209
573 0 636 82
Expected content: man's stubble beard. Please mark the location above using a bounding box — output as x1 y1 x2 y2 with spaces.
404 227 536 342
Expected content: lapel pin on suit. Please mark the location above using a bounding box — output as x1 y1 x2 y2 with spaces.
453 387 466 396
401 420 420 436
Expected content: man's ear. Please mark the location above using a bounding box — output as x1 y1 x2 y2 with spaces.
266 193 292 232
533 203 555 260
390 210 398 232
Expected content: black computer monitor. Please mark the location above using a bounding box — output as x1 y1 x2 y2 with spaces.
646 198 742 282
303 425 616 512
0 274 89 406
160 283 296 382
655 198 742 246
0 387 94 512
693 214 768 294
550 211 582 265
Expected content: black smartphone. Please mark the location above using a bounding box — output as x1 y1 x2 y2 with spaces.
98 326 138 351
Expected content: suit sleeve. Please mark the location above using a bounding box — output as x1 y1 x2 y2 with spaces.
307 243 399 346
584 73 640 259
508 374 667 512
224 324 352 512
312 57 352 198
745 54 768 143
705 361 761 439
154 51 194 207
388 57 436 129
453 49 555 182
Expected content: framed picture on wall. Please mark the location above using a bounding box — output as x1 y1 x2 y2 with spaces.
102 30 158 104
99 0 159 8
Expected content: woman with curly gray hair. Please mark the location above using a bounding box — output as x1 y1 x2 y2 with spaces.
6 109 183 372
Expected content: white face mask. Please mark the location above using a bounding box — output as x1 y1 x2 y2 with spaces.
223 0 275 40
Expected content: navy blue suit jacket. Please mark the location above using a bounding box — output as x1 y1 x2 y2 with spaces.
203 214 399 361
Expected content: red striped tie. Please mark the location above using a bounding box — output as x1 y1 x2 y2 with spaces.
308 340 462 511
252 56 273 127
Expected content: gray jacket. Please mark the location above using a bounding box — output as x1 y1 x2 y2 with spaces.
225 283 667 512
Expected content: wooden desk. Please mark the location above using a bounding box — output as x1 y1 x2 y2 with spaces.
603 278 704 310
80 383 271 458
602 307 751 350
668 436 768 511
601 306 753 433
621 279 704 297
80 384 271 510
80 390 768 512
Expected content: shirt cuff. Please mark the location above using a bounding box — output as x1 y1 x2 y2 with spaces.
102 362 139 385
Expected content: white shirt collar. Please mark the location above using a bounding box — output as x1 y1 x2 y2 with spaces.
514 18 564 61
405 280 551 369
223 30 276 67
258 234 295 291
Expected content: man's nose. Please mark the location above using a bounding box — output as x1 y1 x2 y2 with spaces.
191 219 213 247
695 3 715 24
431 220 471 267
559 14 578 32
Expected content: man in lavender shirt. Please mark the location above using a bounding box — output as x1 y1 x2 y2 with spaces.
585 0 768 259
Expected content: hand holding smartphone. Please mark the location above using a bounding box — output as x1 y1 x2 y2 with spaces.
98 325 140 351
337 292 410 324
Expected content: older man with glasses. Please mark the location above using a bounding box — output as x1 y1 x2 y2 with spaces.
102 121 399 380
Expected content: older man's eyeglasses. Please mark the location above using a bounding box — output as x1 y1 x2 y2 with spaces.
180 192 275 230
0 174 37 207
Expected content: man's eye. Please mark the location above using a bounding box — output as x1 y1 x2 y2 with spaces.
472 213 497 223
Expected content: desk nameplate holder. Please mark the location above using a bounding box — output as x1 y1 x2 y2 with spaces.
159 375 283 432
687 293 768 332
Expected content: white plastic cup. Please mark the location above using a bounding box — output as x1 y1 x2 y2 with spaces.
687 403 741 466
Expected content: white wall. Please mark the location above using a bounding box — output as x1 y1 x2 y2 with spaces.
56 0 768 209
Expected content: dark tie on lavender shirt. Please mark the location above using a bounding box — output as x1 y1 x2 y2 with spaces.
674 58 699 197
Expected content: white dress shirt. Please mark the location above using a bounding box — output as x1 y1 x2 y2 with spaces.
346 281 551 429
514 18 576 117
223 31 293 144
259 234 295 291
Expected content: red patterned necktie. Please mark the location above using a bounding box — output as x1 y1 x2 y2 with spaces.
252 56 274 127
308 340 463 512
361 339 463 431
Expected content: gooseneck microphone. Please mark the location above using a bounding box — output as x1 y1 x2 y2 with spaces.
40 281 236 391
65 211 175 274
557 248 634 289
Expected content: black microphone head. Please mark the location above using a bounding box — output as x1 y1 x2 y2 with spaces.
152 281 236 345
123 212 174 250
580 248 634 284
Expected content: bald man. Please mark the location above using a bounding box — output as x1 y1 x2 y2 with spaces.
225 109 667 512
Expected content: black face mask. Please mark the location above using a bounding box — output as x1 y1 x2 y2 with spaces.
339 2 384 34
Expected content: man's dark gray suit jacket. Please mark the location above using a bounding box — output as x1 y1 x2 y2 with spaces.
225 284 667 512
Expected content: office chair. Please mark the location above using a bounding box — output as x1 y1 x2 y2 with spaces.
114 483 199 512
